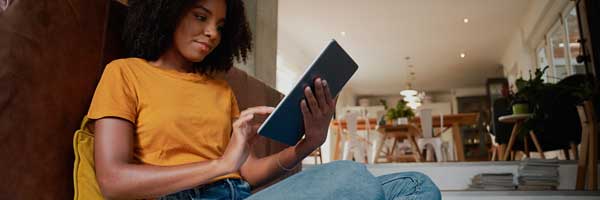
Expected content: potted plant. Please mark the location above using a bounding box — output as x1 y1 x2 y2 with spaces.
508 87 530 114
386 100 415 125
512 66 595 137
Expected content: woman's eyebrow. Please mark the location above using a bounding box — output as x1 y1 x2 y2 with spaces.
193 5 212 15
193 4 226 23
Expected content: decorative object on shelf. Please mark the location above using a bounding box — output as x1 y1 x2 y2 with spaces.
400 56 424 109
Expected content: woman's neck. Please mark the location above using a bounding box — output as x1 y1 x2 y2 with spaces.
150 48 195 73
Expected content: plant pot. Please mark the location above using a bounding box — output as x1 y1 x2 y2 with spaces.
397 117 409 125
512 103 530 114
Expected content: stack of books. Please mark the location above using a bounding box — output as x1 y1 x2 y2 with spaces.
469 173 516 190
517 158 560 190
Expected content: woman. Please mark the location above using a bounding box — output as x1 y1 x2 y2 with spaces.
88 0 441 199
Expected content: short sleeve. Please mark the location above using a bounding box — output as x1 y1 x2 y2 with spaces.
87 60 138 123
230 90 240 119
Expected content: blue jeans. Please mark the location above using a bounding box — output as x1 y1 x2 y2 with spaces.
162 160 441 200
159 179 251 200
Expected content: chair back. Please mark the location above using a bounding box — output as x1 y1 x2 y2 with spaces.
345 111 359 135
420 108 433 138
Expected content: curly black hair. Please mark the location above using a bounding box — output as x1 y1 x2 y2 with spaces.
123 0 252 74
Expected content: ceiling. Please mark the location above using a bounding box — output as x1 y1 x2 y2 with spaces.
277 0 532 95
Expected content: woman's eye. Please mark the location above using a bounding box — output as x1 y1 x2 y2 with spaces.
195 14 207 21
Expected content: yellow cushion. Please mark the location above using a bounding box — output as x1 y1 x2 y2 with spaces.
73 116 103 200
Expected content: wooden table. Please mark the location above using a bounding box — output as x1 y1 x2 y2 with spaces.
376 124 422 162
498 114 544 161
410 113 479 161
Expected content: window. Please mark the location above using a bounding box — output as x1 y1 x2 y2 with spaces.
548 22 569 81
564 7 585 75
536 45 549 82
540 3 585 82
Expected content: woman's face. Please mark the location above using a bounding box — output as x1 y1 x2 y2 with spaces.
173 0 226 63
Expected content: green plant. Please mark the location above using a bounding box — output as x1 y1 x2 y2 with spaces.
386 100 415 120
379 99 388 110
513 66 594 136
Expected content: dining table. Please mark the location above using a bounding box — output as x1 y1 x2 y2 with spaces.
330 113 479 162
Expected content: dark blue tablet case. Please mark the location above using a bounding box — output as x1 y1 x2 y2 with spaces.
257 40 359 146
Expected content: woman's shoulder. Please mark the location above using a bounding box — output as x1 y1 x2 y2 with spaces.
106 57 147 69
103 57 149 75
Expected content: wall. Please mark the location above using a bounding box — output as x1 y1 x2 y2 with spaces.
501 0 570 85
235 0 278 88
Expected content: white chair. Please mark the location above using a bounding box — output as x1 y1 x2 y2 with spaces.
341 106 386 164
416 109 444 162
341 112 369 163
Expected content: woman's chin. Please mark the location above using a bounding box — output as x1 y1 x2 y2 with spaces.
185 54 207 63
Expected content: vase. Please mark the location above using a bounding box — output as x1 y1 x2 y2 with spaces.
512 103 530 114
397 117 409 125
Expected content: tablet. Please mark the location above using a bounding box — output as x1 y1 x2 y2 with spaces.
257 40 359 146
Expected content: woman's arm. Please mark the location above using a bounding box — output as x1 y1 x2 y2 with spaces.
94 118 230 199
240 78 336 187
94 106 273 199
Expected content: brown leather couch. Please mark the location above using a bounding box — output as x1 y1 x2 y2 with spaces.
0 0 291 199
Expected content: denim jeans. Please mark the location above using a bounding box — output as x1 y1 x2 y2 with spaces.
162 160 441 200
159 178 251 200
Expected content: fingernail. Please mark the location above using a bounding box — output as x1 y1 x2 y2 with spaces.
323 80 328 86
306 86 311 91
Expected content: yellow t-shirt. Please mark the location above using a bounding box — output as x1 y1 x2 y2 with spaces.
87 57 241 181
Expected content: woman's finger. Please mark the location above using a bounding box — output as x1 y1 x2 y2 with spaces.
323 80 334 107
233 113 254 127
314 78 327 109
240 106 275 117
300 99 311 124
304 86 321 116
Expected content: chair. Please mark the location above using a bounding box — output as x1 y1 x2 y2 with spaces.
308 147 323 164
416 109 444 162
340 112 370 163
341 106 386 164
576 101 598 190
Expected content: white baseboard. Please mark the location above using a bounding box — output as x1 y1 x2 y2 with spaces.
365 161 599 191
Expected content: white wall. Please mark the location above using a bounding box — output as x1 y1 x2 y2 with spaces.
234 0 278 88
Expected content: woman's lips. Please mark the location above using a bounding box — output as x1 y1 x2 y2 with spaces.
193 40 212 52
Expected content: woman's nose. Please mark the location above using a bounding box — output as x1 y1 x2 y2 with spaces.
203 24 219 39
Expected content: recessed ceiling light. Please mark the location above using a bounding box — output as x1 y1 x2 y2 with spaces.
463 18 469 23
460 53 466 58
340 31 346 37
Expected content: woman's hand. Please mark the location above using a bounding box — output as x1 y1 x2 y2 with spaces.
221 106 274 173
299 78 337 150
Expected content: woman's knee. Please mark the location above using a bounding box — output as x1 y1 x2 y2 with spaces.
404 172 441 199
316 160 368 176
378 171 441 200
